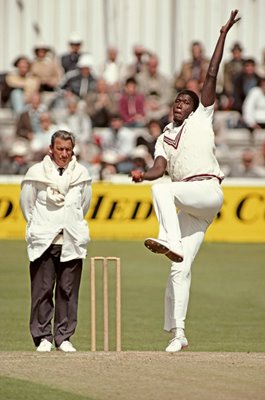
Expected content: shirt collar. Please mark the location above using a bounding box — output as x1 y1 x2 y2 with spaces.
163 112 194 133
52 160 69 171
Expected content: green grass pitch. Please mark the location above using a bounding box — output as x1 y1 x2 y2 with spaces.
0 240 264 352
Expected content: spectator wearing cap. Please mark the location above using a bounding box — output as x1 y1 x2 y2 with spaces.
124 44 150 80
30 40 63 105
222 42 245 108
4 56 40 114
0 139 31 175
60 53 97 99
61 33 83 73
99 150 119 181
130 145 152 172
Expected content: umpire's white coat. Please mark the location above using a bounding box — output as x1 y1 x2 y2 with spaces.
20 155 92 262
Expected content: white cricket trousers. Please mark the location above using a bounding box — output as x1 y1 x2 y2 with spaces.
151 179 224 331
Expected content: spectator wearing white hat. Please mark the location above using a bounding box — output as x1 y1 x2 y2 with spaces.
99 150 119 181
131 145 153 171
61 33 83 74
31 41 62 92
0 139 31 175
60 53 97 99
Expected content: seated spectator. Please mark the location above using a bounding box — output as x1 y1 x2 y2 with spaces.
173 41 209 92
61 33 83 73
86 78 118 127
30 112 59 160
74 142 101 181
30 41 62 106
16 91 46 140
242 77 265 130
185 78 201 97
99 151 118 181
222 42 245 108
125 44 150 79
144 90 171 124
0 139 31 175
60 53 97 99
136 119 162 158
119 77 146 127
98 46 126 93
62 96 92 143
136 54 172 123
228 148 265 178
4 56 40 115
232 58 261 113
130 145 153 172
171 77 202 109
94 113 136 174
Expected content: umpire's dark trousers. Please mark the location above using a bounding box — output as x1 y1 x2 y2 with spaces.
29 244 82 347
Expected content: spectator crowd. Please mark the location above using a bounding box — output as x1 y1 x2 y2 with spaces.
1 34 265 180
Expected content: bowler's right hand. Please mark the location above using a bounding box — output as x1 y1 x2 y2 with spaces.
130 170 145 183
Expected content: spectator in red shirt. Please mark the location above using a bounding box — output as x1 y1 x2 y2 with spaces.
119 77 146 127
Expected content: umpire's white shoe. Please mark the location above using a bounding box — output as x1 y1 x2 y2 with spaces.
144 238 184 263
165 336 188 353
57 340 77 352
36 339 53 352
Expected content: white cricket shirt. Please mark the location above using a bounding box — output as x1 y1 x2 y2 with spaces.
155 103 224 182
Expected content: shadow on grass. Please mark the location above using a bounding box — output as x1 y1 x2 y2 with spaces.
0 376 95 400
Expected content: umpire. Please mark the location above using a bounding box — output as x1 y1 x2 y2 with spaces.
20 130 92 352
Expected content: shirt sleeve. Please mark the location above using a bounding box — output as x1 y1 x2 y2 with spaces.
154 134 167 160
20 182 37 223
196 102 215 125
242 88 258 127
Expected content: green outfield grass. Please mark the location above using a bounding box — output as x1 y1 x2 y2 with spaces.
0 240 264 352
0 376 92 400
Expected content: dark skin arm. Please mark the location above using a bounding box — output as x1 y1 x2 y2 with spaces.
131 156 167 182
201 10 241 107
131 10 241 183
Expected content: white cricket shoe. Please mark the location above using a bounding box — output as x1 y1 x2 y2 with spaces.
36 338 53 352
144 238 184 263
57 340 77 352
165 336 189 353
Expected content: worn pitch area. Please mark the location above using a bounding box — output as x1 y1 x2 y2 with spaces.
0 351 264 400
